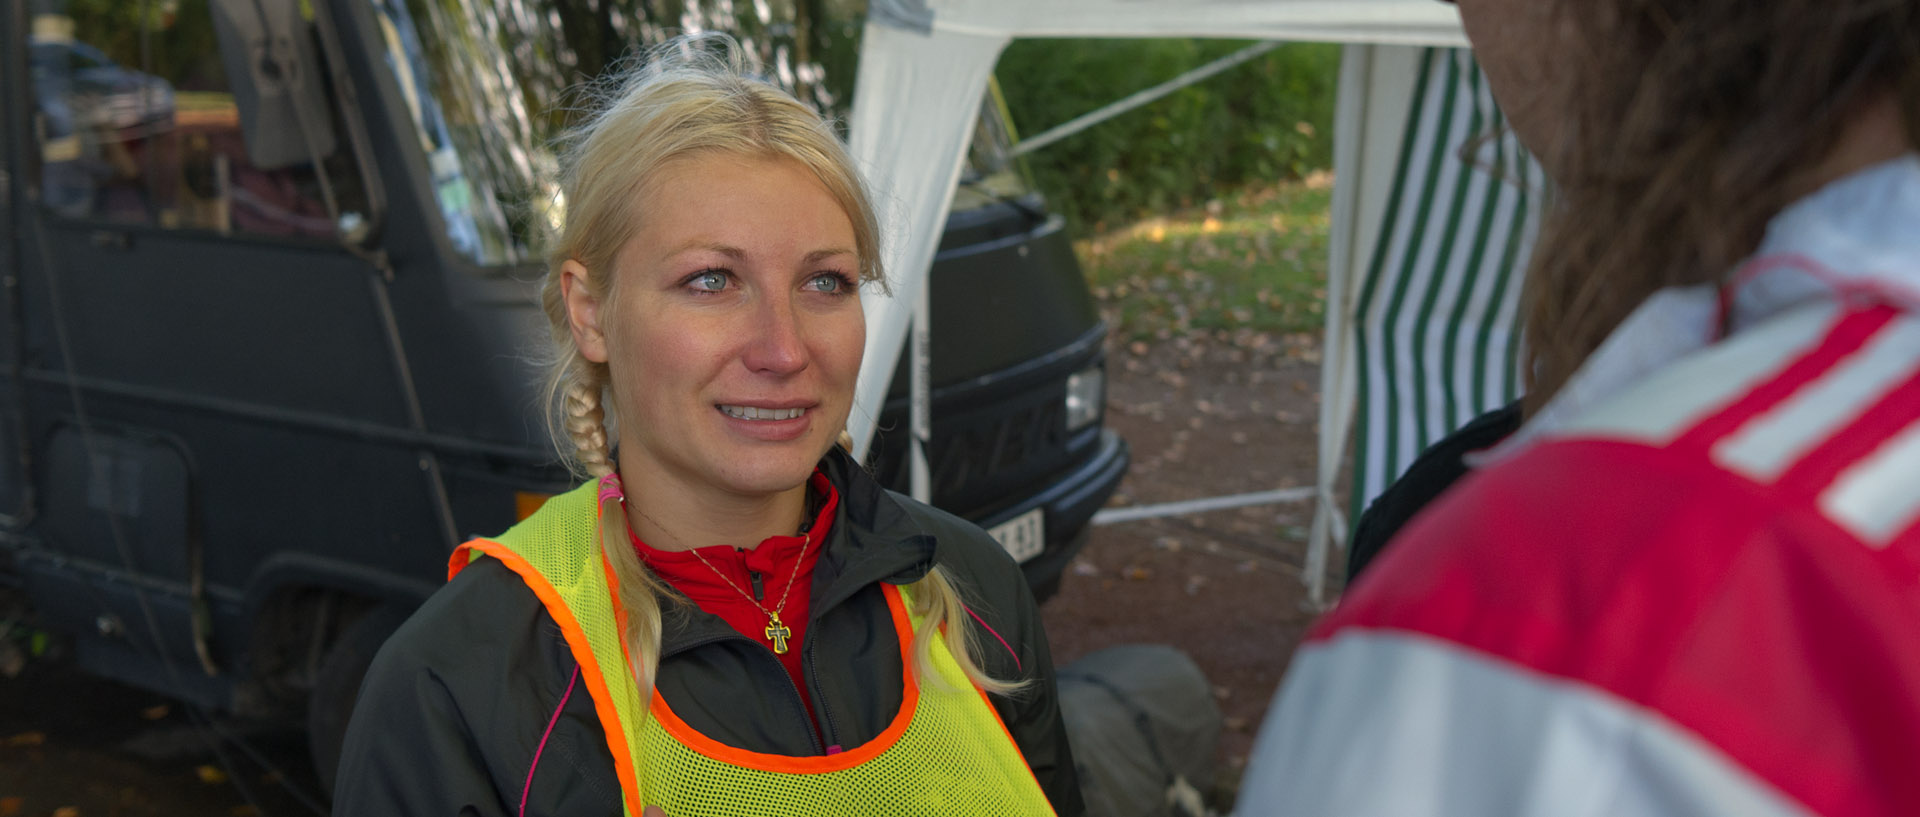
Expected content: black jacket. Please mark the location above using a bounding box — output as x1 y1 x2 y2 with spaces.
1346 401 1522 583
332 451 1083 816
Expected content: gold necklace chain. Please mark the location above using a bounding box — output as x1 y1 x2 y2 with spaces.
625 499 811 655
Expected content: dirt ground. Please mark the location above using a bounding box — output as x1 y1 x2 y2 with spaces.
0 663 322 816
0 333 1337 815
1043 329 1332 802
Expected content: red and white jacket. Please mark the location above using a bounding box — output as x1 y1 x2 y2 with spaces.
1237 155 1920 817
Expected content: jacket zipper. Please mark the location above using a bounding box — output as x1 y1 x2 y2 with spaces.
803 634 841 751
664 629 827 754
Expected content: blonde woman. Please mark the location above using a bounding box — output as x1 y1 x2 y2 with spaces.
333 36 1080 817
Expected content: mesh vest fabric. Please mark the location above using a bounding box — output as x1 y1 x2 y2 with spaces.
449 481 1056 817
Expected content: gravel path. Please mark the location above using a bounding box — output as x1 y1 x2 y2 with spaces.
1042 330 1334 803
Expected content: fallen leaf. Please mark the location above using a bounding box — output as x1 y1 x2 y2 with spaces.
230 806 260 817
52 808 79 817
196 765 227 784
0 796 22 816
1224 716 1250 732
1184 575 1208 596
141 705 170 720
1123 566 1153 581
5 732 44 747
1070 560 1100 577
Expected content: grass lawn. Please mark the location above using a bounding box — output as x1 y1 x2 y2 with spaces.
1076 171 1332 343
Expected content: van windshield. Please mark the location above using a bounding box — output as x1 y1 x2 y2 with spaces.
366 0 1033 268
367 0 849 267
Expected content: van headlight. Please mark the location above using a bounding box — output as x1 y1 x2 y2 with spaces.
1064 365 1105 431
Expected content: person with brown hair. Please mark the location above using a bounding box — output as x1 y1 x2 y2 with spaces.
1236 1 1920 814
330 35 1079 817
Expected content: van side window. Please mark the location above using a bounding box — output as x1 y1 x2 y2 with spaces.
28 6 361 239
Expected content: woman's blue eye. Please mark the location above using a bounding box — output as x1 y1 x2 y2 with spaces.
691 271 728 292
807 274 847 294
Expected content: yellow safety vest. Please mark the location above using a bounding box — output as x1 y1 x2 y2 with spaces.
449 481 1058 817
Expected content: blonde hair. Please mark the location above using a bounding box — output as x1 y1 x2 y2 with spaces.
538 34 1021 700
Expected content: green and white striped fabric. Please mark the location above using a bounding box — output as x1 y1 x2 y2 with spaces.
1349 47 1542 523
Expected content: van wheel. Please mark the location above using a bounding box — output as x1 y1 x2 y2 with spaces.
308 604 411 794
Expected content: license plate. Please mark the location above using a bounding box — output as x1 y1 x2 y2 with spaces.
987 508 1045 564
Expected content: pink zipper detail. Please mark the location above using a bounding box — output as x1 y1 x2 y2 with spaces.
522 664 582 817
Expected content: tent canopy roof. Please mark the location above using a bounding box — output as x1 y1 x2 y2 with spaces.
872 0 1465 44
845 2 1465 458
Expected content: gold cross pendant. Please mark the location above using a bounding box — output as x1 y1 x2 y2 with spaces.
764 613 793 654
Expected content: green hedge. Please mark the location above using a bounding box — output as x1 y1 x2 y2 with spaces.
995 39 1339 231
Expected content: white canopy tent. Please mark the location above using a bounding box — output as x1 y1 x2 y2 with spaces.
844 2 1525 600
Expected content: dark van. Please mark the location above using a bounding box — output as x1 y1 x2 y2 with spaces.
0 0 1124 787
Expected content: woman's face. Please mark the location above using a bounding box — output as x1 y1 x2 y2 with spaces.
564 153 866 500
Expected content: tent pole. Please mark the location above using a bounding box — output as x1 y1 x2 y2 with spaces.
910 277 932 502
1092 487 1315 525
1306 43 1376 606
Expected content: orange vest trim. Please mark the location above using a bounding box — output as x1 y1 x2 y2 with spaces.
642 582 924 775
450 539 650 817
